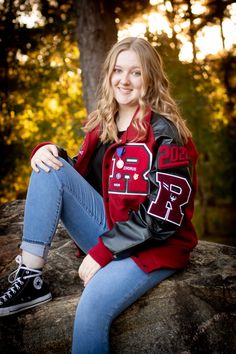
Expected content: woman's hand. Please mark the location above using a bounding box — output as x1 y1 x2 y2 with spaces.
79 255 101 286
31 144 63 173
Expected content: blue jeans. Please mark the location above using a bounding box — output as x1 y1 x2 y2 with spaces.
21 158 176 354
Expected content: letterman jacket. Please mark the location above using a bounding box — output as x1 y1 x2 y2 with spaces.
31 110 198 273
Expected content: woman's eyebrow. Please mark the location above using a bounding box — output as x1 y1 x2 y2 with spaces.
114 65 141 69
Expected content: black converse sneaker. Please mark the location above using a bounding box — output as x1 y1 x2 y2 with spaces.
0 255 52 317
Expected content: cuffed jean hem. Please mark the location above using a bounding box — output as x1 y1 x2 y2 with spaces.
20 240 50 260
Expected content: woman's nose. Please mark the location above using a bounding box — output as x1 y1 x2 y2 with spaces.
120 72 130 84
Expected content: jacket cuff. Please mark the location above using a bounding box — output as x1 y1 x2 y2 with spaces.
30 142 53 159
88 238 114 267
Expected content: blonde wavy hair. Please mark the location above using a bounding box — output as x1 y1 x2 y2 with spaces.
84 37 192 143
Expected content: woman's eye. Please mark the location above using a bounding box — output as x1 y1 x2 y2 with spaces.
132 71 141 76
114 68 122 73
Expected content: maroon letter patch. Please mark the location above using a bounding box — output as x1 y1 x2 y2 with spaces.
148 172 191 226
109 143 152 195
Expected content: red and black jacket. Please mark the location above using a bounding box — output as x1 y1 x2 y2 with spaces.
32 109 198 273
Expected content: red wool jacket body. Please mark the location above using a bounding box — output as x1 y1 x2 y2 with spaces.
31 110 198 273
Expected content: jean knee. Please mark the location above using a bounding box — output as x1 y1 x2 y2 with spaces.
49 157 77 183
34 157 70 184
75 291 112 328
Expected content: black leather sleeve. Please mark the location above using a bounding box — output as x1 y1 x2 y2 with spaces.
100 115 193 258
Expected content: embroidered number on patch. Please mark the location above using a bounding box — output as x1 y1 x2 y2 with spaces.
109 144 152 195
158 145 189 169
148 172 191 226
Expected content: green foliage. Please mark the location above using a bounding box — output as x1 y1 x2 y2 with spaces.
0 0 85 203
0 38 86 203
193 202 236 246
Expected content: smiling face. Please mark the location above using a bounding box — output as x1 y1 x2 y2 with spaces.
111 50 143 109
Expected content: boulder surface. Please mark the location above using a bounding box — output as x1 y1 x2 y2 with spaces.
0 200 235 354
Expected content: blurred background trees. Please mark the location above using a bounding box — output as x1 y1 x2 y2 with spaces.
0 0 235 245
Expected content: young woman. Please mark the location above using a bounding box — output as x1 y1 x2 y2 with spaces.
0 37 198 353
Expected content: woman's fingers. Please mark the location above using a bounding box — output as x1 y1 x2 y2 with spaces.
31 145 63 172
43 150 63 169
78 255 101 286
31 158 40 173
35 159 51 173
48 144 59 157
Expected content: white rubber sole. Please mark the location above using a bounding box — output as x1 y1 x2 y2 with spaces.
0 293 52 317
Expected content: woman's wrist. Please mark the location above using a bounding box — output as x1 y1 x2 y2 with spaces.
30 142 53 159
88 238 113 267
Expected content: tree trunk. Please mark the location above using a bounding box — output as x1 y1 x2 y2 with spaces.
219 17 225 50
75 0 117 114
186 0 197 63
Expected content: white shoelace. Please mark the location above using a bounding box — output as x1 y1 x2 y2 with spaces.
0 255 42 305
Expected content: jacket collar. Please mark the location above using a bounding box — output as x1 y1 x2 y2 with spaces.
119 107 152 143
91 107 153 146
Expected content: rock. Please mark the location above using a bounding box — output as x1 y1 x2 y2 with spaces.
0 200 235 354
